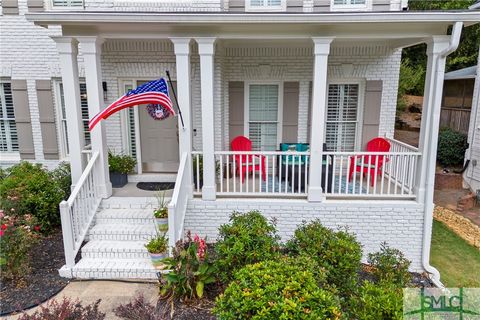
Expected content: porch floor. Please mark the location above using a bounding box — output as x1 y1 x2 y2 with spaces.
112 182 174 197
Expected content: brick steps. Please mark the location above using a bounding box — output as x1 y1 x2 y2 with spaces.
64 196 168 280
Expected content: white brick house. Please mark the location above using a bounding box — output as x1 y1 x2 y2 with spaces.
1 0 479 284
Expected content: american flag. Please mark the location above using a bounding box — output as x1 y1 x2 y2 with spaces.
88 78 175 131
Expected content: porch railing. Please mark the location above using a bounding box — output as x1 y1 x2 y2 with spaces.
192 147 420 200
59 151 102 269
168 152 190 248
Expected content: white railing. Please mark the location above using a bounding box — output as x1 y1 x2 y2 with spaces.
192 148 420 200
167 152 190 248
323 151 420 199
386 137 419 153
59 151 101 268
193 151 310 197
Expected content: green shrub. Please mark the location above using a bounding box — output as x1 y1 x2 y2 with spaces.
348 280 403 320
213 258 342 320
368 242 412 287
51 162 72 200
0 213 39 279
437 127 468 167
108 151 136 174
0 162 65 232
286 220 362 295
161 232 216 300
214 210 281 281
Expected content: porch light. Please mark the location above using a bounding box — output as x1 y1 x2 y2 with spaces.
102 81 108 101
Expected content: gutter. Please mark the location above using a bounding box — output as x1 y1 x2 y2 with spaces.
421 21 463 289
25 11 480 25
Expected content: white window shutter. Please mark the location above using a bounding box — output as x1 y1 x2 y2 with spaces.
0 82 18 152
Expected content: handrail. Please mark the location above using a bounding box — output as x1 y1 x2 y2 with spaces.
385 137 419 152
59 151 101 272
168 152 189 248
67 151 99 206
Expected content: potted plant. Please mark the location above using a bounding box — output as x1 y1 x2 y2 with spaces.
145 234 168 269
153 191 168 227
108 151 136 188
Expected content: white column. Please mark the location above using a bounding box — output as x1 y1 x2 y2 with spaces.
308 37 334 202
78 36 112 198
416 37 450 203
196 37 217 201
171 37 193 197
54 37 85 185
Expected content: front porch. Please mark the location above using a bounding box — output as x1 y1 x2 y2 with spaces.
29 11 471 280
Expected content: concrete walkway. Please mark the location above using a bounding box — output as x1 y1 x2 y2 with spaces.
3 281 158 320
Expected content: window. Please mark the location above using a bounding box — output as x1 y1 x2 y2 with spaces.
51 0 84 7
246 84 282 151
246 0 286 11
0 82 18 153
56 81 90 157
331 0 371 11
325 83 360 152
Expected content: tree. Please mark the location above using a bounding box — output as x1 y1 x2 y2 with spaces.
400 0 479 97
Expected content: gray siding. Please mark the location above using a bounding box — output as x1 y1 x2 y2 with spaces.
228 82 245 145
282 82 299 142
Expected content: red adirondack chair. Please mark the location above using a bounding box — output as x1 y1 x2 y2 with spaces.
348 137 391 186
231 136 266 183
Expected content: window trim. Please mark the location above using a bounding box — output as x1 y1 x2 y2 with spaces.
324 79 365 152
245 0 287 12
330 0 372 12
244 81 284 151
48 0 84 11
0 80 19 157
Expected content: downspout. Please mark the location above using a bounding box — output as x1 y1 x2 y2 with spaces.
422 21 463 288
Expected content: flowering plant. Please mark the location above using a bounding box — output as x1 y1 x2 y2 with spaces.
0 210 40 279
160 231 216 300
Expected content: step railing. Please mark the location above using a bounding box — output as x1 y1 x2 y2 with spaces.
167 152 190 248
386 137 419 153
59 151 102 269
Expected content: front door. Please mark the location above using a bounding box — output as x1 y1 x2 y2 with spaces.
137 80 179 172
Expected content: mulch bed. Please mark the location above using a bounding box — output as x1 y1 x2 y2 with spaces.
0 229 70 316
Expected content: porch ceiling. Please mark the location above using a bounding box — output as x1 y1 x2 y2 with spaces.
27 11 480 41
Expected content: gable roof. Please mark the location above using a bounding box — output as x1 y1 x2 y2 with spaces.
444 65 477 80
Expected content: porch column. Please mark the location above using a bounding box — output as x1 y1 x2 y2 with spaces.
416 37 451 203
308 37 334 202
78 36 112 198
171 37 193 197
196 37 217 201
54 37 85 185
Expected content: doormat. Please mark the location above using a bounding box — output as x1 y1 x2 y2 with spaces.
136 182 175 191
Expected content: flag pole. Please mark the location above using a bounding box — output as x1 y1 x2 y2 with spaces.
165 70 185 129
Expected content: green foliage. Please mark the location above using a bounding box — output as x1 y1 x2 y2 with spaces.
51 162 72 200
368 242 412 287
348 281 403 320
153 191 168 219
0 162 65 232
145 234 168 254
437 127 468 166
0 214 39 280
398 59 425 97
18 298 105 320
160 232 215 300
213 258 343 320
214 210 281 281
286 220 362 295
108 151 136 174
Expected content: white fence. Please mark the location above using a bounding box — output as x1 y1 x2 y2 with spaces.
192 146 420 200
59 151 102 268
168 152 190 248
